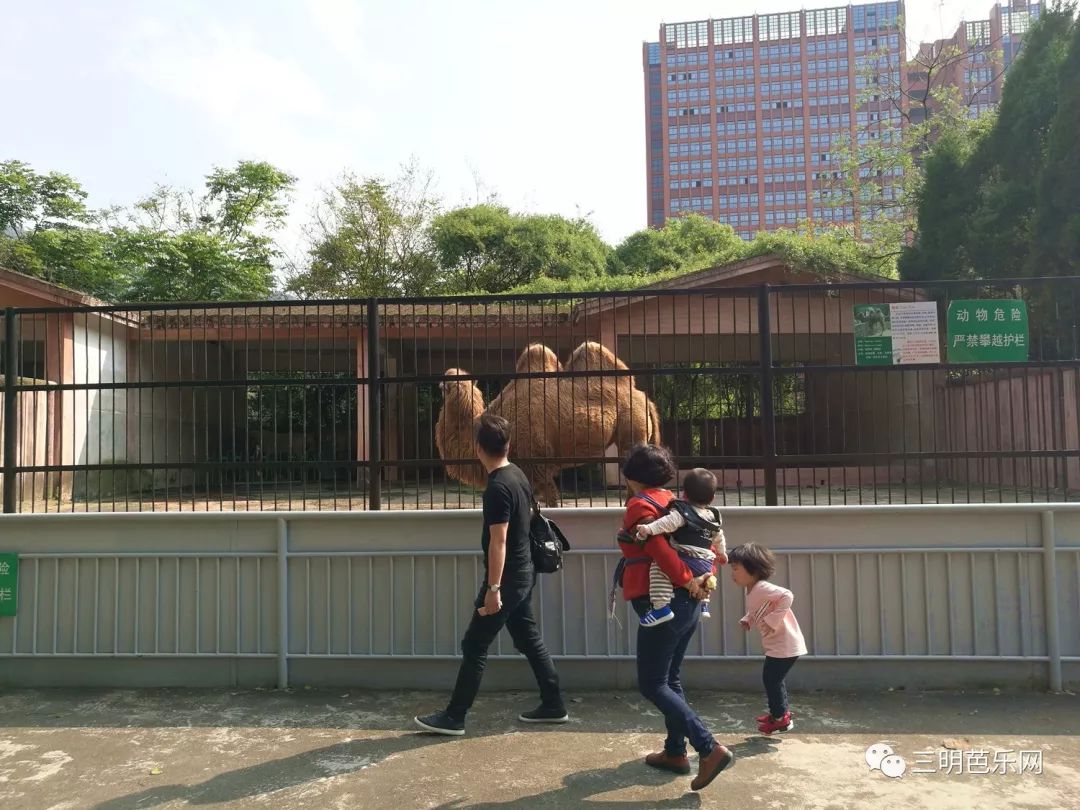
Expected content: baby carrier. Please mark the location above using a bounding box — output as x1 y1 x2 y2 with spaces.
667 499 722 550
608 492 714 618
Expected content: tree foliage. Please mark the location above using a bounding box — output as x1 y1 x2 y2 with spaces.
121 160 296 301
609 215 743 277
287 164 440 298
900 6 1079 279
432 205 609 293
0 160 88 237
1029 14 1080 275
0 159 295 301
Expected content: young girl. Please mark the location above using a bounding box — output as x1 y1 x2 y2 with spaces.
728 543 807 735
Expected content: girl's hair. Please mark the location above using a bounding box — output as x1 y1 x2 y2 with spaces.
727 543 776 581
621 444 677 488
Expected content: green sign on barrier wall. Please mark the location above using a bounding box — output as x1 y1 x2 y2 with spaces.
0 554 17 617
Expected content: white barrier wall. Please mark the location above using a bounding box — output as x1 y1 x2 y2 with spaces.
0 505 1076 690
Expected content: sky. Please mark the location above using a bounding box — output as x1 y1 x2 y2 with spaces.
1 0 998 254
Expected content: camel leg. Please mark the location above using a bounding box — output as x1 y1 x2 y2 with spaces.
525 465 561 508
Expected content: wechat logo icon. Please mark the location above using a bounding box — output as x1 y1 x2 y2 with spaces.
866 742 907 778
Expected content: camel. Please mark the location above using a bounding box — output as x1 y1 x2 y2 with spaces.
433 368 488 491
435 342 662 507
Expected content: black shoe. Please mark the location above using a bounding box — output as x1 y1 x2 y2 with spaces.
518 705 570 724
414 710 465 736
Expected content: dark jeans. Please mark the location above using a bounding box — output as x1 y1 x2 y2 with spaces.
762 655 799 718
446 580 563 722
633 589 715 758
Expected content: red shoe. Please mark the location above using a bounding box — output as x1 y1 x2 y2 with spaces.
757 711 794 734
757 710 795 724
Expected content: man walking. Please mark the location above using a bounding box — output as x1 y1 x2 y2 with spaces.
414 413 567 735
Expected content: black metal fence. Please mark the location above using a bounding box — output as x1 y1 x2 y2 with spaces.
2 277 1079 512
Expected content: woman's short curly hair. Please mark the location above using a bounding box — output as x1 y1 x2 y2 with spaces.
621 444 677 488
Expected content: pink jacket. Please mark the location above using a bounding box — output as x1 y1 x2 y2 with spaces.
741 580 808 658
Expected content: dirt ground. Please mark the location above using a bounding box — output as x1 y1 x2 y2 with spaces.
0 688 1077 809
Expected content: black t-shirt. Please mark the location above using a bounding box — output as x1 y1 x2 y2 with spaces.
481 463 534 586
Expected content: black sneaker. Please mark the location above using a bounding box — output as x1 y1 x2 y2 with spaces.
413 710 465 736
518 705 570 724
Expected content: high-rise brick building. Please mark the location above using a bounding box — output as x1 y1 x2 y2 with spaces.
644 3 906 238
908 1 1041 125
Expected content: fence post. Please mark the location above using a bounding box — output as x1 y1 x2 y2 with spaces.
3 308 18 514
1041 509 1062 691
757 286 778 506
366 299 382 510
277 517 289 689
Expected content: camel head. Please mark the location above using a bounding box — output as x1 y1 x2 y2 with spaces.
435 368 488 490
515 344 562 373
439 368 485 415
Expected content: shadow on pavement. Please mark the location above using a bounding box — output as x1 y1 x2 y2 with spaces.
92 733 452 810
432 737 778 809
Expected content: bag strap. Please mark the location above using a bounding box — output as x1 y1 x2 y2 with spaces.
632 491 667 513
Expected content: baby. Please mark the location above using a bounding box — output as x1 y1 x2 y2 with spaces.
634 468 727 626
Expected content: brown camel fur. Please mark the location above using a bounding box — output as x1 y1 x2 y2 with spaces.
566 341 662 452
435 342 663 507
433 368 487 490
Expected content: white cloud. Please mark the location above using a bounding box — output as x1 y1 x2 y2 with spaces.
121 17 344 149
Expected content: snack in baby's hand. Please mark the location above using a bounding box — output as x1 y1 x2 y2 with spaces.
705 575 717 591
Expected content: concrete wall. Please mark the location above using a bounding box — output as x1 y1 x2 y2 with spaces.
0 504 1075 690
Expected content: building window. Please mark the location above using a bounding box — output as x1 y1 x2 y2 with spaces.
713 16 753 45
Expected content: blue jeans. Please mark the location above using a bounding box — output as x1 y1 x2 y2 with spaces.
633 589 715 758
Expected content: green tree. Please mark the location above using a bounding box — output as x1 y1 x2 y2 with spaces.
431 204 514 292
431 204 610 293
0 160 88 237
746 226 888 277
899 117 993 281
120 160 296 301
289 164 441 298
900 6 1077 279
1029 16 1080 275
611 214 743 276
0 160 128 299
0 159 295 302
825 30 994 270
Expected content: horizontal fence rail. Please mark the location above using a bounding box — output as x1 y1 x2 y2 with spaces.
0 505 1075 690
2 277 1080 513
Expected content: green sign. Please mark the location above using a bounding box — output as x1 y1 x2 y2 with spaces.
0 554 17 617
854 302 940 366
947 300 1029 363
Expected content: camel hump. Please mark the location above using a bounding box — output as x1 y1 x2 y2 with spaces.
568 341 628 371
516 344 562 373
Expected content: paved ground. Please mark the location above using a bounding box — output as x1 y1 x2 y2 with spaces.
0 688 1076 809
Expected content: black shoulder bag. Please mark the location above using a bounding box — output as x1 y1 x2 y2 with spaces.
530 499 571 574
